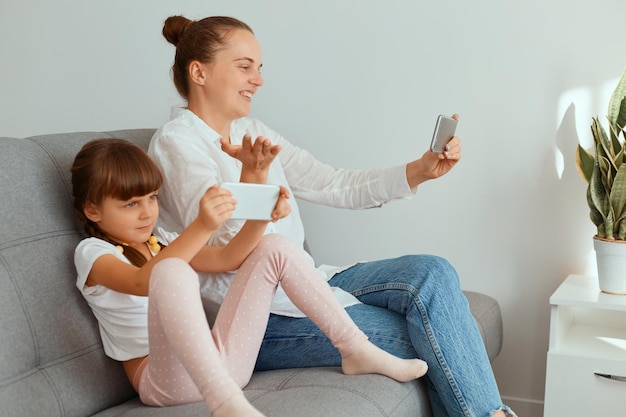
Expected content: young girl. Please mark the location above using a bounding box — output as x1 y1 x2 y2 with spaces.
71 138 427 417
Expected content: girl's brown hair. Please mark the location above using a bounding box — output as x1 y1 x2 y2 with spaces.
71 138 164 267
162 15 253 100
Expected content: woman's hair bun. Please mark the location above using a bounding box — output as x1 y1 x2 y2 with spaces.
162 15 194 46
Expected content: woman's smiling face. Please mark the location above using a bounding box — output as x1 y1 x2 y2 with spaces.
196 29 264 126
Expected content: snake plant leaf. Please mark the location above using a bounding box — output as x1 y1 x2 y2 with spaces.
592 118 615 169
576 144 595 183
606 210 616 240
616 144 625 174
598 153 613 193
608 68 626 136
610 164 626 223
608 97 626 146
590 155 609 218
619 215 626 239
587 186 605 227
617 97 626 136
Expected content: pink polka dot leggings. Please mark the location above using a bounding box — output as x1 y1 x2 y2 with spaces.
136 234 368 413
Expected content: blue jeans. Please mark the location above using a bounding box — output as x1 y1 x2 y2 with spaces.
255 255 512 417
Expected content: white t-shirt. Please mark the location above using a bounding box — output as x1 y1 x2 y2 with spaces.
148 108 415 318
75 238 149 361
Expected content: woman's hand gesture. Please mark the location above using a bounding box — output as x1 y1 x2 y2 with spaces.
221 134 281 183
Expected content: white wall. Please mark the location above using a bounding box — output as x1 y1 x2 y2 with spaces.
3 1 625 415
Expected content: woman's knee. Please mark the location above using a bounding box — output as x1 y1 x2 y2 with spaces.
400 254 461 288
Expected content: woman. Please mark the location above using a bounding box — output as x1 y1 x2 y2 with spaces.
149 15 515 417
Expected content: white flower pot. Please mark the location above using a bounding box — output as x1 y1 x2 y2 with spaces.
593 237 626 295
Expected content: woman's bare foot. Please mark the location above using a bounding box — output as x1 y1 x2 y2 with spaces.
341 341 428 382
212 393 265 417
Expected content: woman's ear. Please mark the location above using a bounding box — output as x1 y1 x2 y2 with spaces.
188 60 207 86
83 202 101 223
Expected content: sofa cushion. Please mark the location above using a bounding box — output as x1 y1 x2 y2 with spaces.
91 367 431 417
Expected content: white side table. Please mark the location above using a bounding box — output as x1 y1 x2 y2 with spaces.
544 274 626 416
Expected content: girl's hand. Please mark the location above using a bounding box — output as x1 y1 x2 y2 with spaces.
197 185 236 230
271 186 291 222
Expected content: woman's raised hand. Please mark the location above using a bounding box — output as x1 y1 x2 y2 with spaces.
406 114 462 189
221 134 281 174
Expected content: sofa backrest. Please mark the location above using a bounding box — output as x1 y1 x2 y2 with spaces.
0 129 155 417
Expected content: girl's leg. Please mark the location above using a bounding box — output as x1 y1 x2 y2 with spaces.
213 234 427 384
138 258 263 417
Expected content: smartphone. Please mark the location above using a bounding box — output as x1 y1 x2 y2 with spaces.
219 182 280 220
430 115 458 153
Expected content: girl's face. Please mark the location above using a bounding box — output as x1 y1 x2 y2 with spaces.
84 192 159 249
194 29 264 127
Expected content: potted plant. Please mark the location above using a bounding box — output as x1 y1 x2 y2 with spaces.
576 66 626 294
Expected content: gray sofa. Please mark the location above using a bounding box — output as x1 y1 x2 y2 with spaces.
0 129 503 417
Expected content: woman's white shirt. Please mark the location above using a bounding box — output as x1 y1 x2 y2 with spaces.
148 108 415 319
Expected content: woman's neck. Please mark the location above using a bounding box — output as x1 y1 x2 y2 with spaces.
187 101 231 141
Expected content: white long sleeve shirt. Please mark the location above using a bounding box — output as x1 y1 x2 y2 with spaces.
148 108 415 318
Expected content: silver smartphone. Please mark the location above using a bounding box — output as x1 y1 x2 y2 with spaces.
430 115 458 153
220 182 280 220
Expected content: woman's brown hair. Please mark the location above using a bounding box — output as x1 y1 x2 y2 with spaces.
71 138 164 267
162 15 253 100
